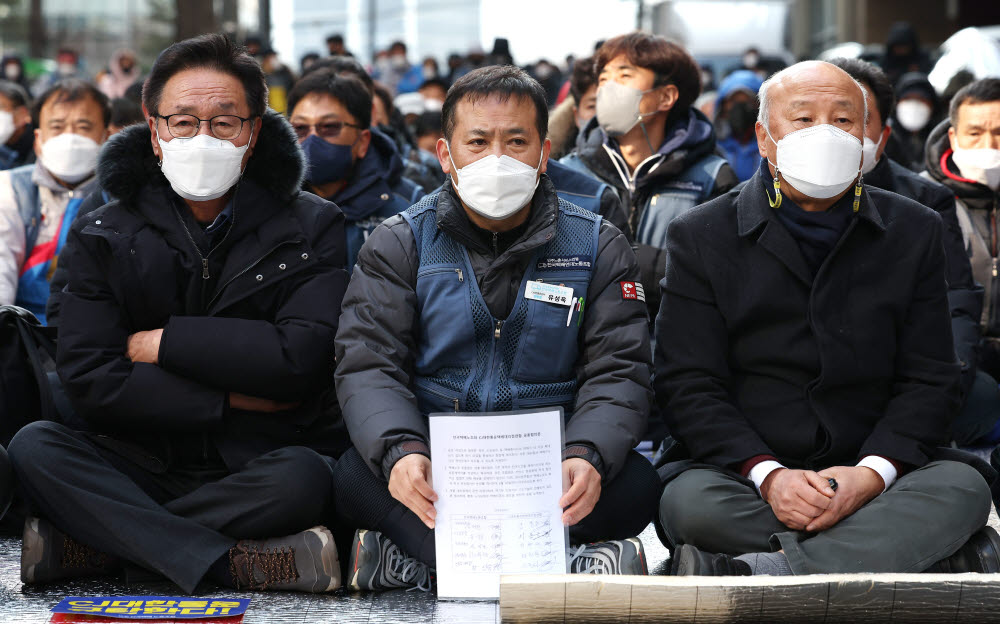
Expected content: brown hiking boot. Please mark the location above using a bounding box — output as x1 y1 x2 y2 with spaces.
21 516 118 584
227 525 340 593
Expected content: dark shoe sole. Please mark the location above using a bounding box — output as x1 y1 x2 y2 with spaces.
670 544 701 576
971 526 1000 573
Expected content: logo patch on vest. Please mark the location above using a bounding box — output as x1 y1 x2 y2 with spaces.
620 281 645 302
536 255 592 271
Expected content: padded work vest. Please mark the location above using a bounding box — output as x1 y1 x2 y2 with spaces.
402 192 601 417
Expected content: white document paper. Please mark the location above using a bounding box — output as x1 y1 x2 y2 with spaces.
430 409 566 600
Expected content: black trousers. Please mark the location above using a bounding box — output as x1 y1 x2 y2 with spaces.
333 447 661 567
8 421 335 593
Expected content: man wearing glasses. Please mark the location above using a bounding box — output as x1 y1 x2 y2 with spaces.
8 35 349 594
287 69 423 268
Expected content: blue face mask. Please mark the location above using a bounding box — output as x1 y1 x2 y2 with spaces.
302 134 355 187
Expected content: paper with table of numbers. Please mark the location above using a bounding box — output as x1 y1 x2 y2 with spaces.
430 408 566 600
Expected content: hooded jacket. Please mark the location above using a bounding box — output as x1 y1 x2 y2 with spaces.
97 49 141 100
925 118 1000 338
319 127 423 268
885 73 940 171
52 110 350 470
714 70 764 183
335 176 651 482
561 108 737 323
882 23 932 87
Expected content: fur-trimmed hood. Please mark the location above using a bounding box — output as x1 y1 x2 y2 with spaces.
97 109 306 204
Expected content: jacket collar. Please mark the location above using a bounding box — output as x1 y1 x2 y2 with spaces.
329 128 401 219
31 160 98 195
737 165 886 239
436 174 560 259
574 107 719 194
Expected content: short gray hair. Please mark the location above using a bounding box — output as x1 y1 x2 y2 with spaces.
756 64 869 133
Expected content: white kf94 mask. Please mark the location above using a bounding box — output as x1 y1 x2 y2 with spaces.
765 124 863 199
157 129 252 201
448 147 542 220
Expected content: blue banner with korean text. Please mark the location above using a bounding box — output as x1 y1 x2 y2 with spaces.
50 597 250 620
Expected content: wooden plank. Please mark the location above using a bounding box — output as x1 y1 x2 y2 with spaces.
759 579 828 622
826 578 895 623
498 573 1000 623
890 578 962 622
959 576 1000 622
565 577 632 622
500 575 565 623
629 581 697 623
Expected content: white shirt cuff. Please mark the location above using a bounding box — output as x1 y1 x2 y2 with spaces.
749 460 785 494
857 455 897 492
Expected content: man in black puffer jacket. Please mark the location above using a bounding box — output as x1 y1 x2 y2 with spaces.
9 35 349 595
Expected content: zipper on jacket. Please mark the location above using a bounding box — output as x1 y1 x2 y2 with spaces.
173 208 212 280
172 183 241 288
494 320 503 339
453 398 460 412
492 231 499 257
455 268 464 282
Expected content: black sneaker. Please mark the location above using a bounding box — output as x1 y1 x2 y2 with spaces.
347 529 433 591
228 525 340 592
670 543 752 576
566 537 647 575
21 516 117 584
924 527 1000 573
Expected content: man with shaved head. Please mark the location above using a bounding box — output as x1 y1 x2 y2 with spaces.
654 61 997 576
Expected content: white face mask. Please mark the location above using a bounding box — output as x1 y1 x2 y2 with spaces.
157 130 251 201
895 99 932 132
596 81 656 137
0 111 15 145
448 146 542 221
861 132 885 175
952 147 1000 190
41 133 100 183
766 124 862 199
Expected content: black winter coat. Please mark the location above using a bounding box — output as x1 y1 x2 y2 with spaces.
53 111 350 470
655 170 960 471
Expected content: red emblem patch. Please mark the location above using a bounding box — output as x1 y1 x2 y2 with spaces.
620 281 646 302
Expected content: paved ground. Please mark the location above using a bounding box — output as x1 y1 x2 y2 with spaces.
0 524 672 623
1 445 995 622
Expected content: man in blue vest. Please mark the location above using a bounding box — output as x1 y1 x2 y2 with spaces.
333 65 661 591
0 79 110 324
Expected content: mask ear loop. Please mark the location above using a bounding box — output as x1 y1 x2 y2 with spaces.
768 165 782 209
763 125 782 209
852 174 863 213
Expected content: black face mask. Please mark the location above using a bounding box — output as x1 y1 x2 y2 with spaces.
727 101 756 137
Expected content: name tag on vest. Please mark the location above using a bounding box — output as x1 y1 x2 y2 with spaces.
524 280 574 306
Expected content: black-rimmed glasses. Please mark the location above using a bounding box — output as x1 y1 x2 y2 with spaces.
156 113 253 140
